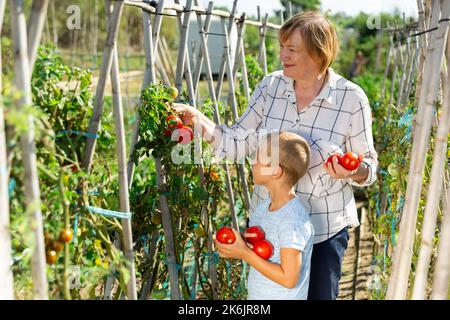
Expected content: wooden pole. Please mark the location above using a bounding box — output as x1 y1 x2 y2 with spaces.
388 33 401 107
125 0 162 187
415 0 430 107
401 38 420 108
258 14 269 75
411 31 450 299
193 1 239 231
155 158 181 300
82 0 124 171
0 0 14 300
430 173 450 299
215 0 238 101
396 32 411 109
110 33 138 302
10 0 48 300
26 0 49 70
386 0 450 300
221 16 251 212
174 0 193 96
192 0 214 94
380 35 393 103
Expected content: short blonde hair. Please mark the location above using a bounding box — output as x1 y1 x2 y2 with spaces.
258 132 311 187
280 11 339 74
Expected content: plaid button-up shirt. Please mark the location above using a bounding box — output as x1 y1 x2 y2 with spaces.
213 68 378 243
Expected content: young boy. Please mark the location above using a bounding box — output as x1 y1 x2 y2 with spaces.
215 131 314 300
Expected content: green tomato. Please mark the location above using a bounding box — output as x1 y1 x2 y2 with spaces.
151 289 167 300
387 163 399 177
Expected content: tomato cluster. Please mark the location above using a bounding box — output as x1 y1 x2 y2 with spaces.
44 228 73 265
326 151 363 171
164 114 193 145
215 225 274 260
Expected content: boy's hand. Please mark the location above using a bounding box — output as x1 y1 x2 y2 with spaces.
214 229 252 260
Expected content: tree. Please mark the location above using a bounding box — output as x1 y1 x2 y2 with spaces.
281 0 321 17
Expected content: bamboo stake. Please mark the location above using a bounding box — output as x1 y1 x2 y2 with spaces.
396 32 411 109
380 35 393 102
239 35 250 101
411 32 450 299
160 36 175 81
192 0 214 94
193 1 239 231
50 0 57 48
258 14 269 75
155 158 181 300
215 0 238 101
110 43 138 301
174 0 193 95
401 38 420 108
151 0 165 60
386 0 450 300
176 0 219 297
82 0 124 171
430 173 450 299
0 106 13 300
221 16 251 212
388 33 401 107
126 0 164 186
0 0 14 299
415 0 429 107
10 0 48 300
26 0 49 70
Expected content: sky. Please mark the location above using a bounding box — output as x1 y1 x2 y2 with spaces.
194 0 419 18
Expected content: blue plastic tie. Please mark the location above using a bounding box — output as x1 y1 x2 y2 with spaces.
56 130 98 140
83 205 132 219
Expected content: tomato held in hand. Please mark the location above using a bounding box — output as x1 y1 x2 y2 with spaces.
216 226 236 244
326 153 342 166
166 115 183 130
175 125 194 145
252 239 274 260
339 152 363 171
244 226 265 245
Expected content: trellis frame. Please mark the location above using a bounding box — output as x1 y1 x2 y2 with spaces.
2 0 284 300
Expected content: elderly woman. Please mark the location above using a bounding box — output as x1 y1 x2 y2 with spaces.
174 11 378 300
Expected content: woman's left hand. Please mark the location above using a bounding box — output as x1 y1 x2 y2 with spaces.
214 229 252 260
323 155 358 179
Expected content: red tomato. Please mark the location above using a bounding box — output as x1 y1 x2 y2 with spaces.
164 129 173 137
339 152 363 171
46 250 57 265
166 115 183 130
216 226 236 244
176 125 194 145
244 226 265 245
59 228 73 243
252 239 274 260
326 153 342 166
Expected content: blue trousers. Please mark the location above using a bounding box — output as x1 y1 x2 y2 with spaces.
307 227 349 300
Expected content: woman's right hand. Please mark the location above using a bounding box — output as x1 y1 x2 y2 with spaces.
173 103 199 126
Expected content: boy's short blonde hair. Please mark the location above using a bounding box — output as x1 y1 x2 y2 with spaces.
280 11 339 74
258 132 311 187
